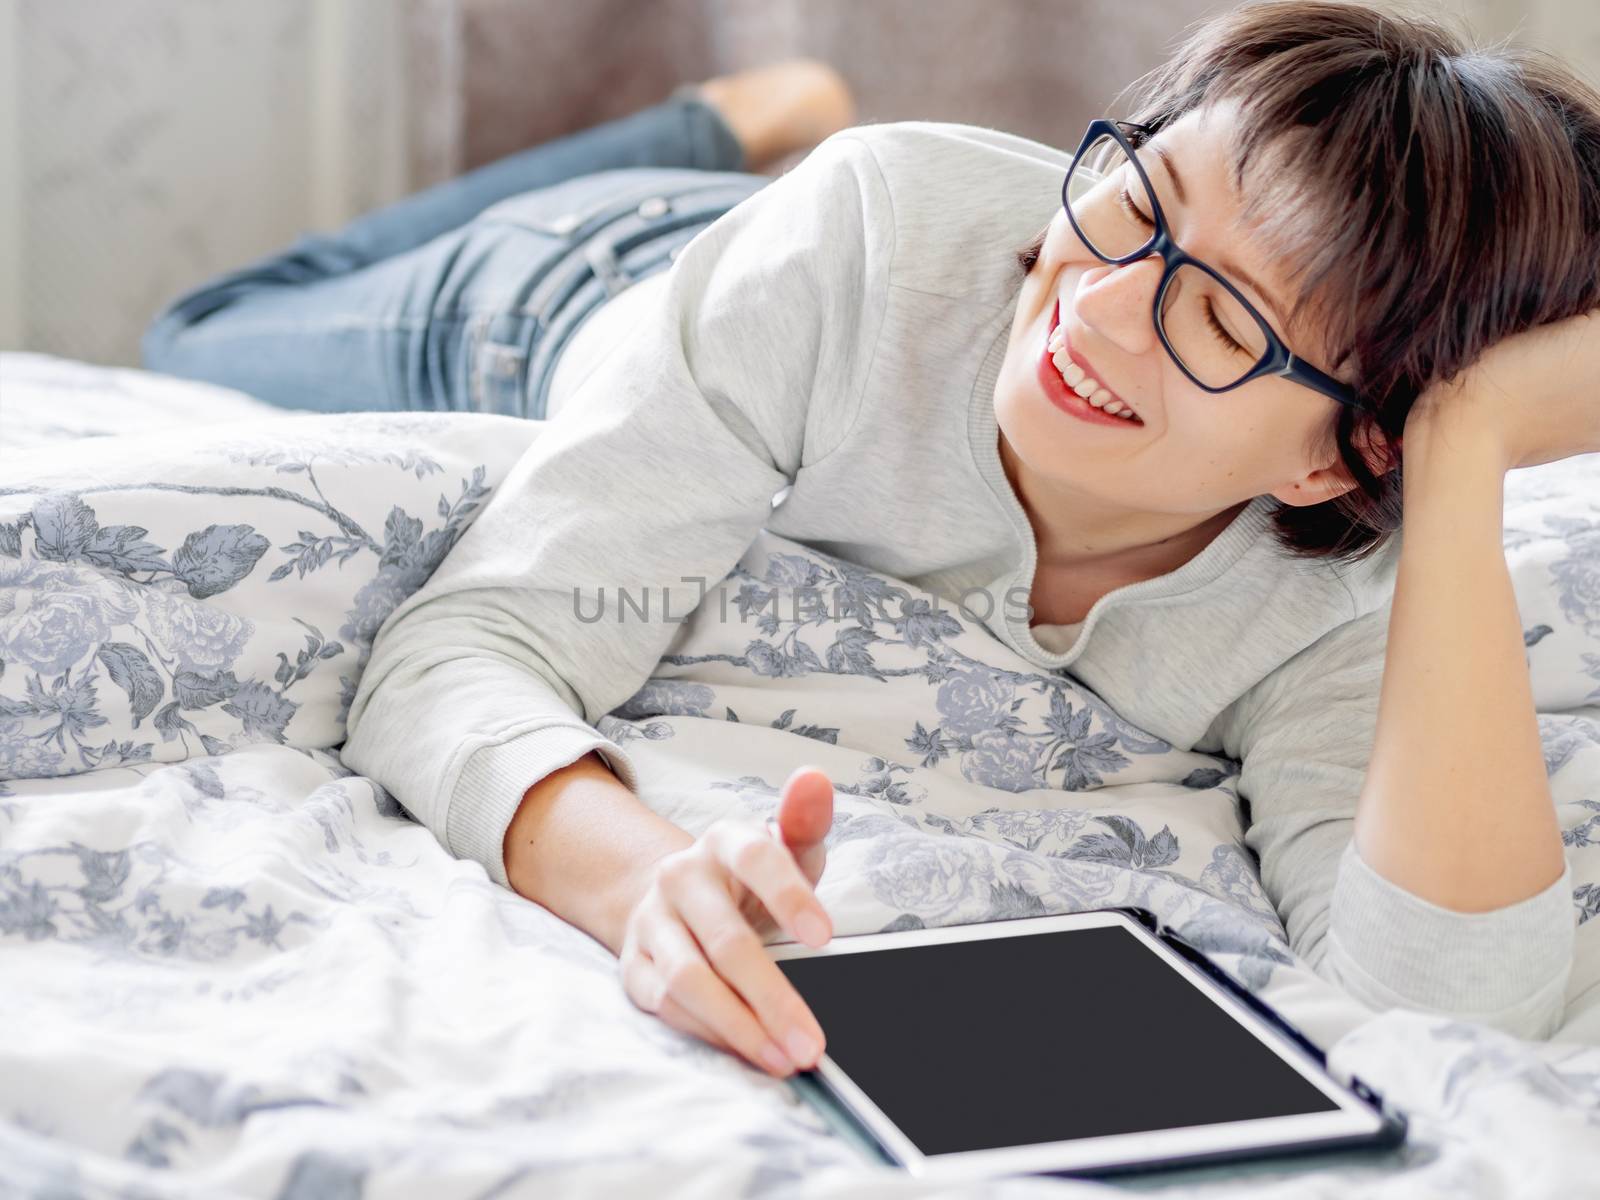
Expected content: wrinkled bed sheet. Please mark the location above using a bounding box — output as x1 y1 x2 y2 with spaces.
1 353 284 452
2 354 1598 1198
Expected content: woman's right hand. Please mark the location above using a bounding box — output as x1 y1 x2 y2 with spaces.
618 765 835 1078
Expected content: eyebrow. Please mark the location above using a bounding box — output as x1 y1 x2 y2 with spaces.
1147 140 1286 328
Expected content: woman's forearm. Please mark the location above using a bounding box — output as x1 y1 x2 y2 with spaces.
1354 420 1566 910
503 751 694 953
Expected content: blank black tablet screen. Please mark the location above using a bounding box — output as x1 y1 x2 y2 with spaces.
776 925 1338 1157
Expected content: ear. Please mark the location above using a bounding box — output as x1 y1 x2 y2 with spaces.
1268 424 1401 508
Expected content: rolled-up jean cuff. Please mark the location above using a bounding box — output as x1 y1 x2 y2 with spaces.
668 84 747 173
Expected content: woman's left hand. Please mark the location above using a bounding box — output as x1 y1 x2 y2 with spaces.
1404 308 1600 472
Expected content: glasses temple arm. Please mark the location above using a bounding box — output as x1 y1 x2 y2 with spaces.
1284 354 1364 411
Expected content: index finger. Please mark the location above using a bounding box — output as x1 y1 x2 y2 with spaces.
670 866 827 1069
732 824 833 949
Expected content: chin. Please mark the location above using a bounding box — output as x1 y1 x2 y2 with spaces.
991 354 1056 466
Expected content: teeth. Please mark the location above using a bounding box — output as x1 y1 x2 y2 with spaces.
1050 337 1139 420
1053 352 1089 389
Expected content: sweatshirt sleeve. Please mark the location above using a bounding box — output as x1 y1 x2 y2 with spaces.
1211 602 1575 1040
339 131 891 888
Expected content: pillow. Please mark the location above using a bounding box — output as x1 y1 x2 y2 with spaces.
1 410 539 780
3 376 1592 787
1502 453 1600 718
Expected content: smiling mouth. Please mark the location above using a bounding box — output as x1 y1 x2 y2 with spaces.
1038 301 1145 428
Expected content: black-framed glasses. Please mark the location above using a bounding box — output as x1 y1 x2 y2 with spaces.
1064 118 1364 412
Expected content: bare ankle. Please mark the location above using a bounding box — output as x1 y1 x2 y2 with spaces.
693 60 856 172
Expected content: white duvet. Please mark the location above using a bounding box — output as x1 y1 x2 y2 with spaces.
2 353 1598 1199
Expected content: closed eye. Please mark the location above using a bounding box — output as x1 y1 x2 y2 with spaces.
1205 299 1247 353
1118 187 1154 228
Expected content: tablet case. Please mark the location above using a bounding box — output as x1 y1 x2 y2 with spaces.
787 905 1409 1181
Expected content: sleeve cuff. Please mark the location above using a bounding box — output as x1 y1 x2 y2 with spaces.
1326 840 1575 1039
445 723 640 889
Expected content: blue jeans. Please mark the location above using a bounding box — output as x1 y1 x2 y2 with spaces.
140 90 769 419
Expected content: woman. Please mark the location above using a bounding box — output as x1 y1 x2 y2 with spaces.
145 0 1600 1079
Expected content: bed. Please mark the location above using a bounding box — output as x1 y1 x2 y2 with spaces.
3 351 1598 1198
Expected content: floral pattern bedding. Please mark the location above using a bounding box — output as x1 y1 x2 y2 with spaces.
2 354 1598 1198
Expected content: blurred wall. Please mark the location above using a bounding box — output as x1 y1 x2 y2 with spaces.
1 0 1597 370
447 0 1226 175
0 0 419 368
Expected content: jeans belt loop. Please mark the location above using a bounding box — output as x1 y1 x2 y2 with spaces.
583 238 633 301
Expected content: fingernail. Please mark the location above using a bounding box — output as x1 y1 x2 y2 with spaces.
795 911 830 947
785 1029 820 1068
760 1041 793 1075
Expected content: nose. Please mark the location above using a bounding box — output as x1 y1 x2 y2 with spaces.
1070 256 1164 356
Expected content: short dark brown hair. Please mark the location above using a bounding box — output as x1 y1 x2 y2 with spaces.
1015 0 1600 565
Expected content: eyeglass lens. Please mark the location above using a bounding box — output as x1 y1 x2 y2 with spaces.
1069 134 1270 389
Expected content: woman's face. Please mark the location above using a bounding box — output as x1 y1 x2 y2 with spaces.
994 99 1363 521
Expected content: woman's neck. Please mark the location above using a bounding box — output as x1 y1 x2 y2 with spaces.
998 429 1250 583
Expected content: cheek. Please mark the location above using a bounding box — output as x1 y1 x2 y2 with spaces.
1046 210 1094 267
1172 394 1317 478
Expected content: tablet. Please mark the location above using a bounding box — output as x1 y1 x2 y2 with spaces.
769 907 1405 1182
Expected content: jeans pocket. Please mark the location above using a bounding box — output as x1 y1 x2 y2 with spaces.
482 195 637 241
475 167 756 244
477 171 673 241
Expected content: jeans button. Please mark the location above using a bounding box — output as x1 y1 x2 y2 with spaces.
637 196 671 219
489 345 522 377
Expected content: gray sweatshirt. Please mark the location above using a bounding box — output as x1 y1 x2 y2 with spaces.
340 120 1575 1040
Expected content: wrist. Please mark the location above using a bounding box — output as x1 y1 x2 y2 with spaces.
515 825 690 957
503 756 694 955
1402 409 1509 504
602 844 687 951
1403 391 1513 482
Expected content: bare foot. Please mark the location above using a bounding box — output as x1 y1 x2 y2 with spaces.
693 59 856 172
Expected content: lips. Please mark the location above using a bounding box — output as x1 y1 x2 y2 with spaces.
1052 305 1130 413
1039 301 1144 428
